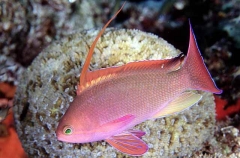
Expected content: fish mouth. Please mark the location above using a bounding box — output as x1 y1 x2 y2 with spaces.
55 133 69 142
55 128 66 141
55 131 62 140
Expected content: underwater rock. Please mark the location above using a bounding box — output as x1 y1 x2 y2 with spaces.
0 0 103 84
14 28 216 157
222 16 240 49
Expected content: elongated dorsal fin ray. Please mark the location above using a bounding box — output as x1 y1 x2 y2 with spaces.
78 2 126 94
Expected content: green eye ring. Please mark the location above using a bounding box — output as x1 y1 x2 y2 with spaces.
63 126 73 135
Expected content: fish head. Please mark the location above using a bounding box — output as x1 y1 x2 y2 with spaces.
56 98 96 143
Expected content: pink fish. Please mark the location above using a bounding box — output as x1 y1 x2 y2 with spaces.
56 3 222 156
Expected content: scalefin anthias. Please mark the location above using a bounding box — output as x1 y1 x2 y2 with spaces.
56 2 222 156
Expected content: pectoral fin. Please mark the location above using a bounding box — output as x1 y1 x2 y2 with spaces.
106 132 148 156
152 92 202 119
97 115 135 133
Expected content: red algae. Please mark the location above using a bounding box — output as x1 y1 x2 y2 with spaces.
0 109 27 158
0 82 27 158
215 95 240 120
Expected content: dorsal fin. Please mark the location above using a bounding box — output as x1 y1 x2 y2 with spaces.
77 2 126 94
80 58 180 92
85 57 180 82
80 53 185 92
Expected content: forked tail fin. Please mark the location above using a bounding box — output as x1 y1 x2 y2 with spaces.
183 22 222 94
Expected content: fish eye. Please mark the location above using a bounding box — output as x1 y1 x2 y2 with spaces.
63 126 73 135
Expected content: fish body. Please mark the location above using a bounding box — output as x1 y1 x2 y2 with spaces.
59 61 185 141
56 3 222 156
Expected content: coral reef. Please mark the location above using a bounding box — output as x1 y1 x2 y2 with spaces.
1 0 238 157
0 0 105 84
14 28 217 157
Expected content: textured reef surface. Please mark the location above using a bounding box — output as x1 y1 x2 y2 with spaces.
0 0 103 84
14 28 217 157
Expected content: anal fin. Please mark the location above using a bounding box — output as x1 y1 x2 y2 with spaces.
152 91 202 119
106 131 148 156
